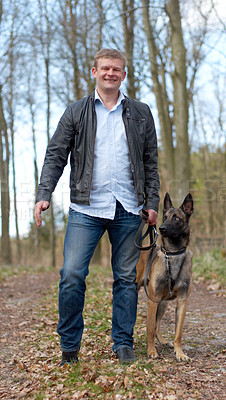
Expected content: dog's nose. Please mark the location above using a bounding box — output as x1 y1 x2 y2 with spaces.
159 224 166 233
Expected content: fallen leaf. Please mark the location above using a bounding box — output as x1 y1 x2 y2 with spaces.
18 361 26 370
41 316 56 325
207 282 220 291
134 376 144 384
72 390 89 399
123 375 129 388
57 384 64 390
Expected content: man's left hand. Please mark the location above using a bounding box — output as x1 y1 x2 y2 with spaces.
145 209 158 226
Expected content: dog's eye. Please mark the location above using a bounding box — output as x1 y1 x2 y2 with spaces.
163 215 167 221
175 216 180 221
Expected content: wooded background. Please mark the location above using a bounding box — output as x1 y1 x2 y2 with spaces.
0 0 225 267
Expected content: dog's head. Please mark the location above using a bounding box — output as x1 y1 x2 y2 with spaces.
159 192 193 239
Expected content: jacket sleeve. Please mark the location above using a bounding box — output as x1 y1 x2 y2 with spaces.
143 106 160 212
36 105 76 203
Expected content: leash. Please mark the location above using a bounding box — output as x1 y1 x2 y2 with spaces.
134 209 159 303
134 209 158 250
160 246 187 299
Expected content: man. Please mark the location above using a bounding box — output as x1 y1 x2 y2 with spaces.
35 48 160 365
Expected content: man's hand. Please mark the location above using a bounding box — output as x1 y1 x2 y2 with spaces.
145 209 158 226
35 201 50 227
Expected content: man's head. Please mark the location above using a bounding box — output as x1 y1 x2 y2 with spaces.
93 48 127 71
92 49 127 96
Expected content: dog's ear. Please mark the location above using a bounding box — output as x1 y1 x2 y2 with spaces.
180 193 193 219
163 192 173 214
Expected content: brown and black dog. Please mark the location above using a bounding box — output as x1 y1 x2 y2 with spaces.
136 192 194 361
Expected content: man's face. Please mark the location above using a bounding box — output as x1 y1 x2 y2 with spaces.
92 57 126 94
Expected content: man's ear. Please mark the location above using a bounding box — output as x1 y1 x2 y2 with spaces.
91 66 97 78
122 70 126 81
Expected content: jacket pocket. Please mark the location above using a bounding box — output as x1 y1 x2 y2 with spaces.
129 118 145 136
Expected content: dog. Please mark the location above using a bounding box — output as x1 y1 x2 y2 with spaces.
136 192 194 361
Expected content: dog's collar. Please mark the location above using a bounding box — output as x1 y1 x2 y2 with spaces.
161 246 186 256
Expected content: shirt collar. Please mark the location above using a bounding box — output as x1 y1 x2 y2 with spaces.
95 89 125 108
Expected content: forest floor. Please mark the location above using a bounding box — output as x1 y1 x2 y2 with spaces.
0 264 225 399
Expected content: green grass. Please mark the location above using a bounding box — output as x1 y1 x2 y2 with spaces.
193 248 226 287
0 263 54 281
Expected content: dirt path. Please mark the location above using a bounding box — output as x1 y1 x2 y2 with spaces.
138 282 226 399
0 271 59 398
0 271 225 399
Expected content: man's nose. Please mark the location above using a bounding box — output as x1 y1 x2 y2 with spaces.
107 68 114 75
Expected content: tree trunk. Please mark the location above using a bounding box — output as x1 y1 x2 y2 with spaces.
167 0 190 200
45 56 56 268
142 0 175 180
0 86 11 264
122 0 137 98
100 232 110 268
9 26 21 262
38 0 56 267
66 0 83 100
27 80 39 257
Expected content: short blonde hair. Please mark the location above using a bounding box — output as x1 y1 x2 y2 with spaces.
94 48 127 70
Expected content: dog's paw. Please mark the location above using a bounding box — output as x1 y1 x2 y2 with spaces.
147 348 159 359
175 350 190 362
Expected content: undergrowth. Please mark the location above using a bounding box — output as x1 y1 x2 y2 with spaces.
193 248 226 287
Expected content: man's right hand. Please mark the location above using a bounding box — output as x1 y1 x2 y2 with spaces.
35 201 50 227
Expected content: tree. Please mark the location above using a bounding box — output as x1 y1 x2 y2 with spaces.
0 86 11 264
26 69 40 256
0 0 11 264
37 0 56 267
142 0 175 182
8 1 21 261
141 0 218 200
166 0 190 199
122 0 137 98
142 0 189 198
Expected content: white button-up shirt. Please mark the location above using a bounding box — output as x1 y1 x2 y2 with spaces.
70 90 142 218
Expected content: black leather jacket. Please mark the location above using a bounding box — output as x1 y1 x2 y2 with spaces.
36 91 160 212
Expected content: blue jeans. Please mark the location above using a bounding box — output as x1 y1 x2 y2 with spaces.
57 201 141 353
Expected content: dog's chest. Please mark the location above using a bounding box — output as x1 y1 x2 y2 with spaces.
156 252 187 292
167 253 186 281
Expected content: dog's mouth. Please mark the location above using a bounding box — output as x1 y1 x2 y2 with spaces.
159 228 181 238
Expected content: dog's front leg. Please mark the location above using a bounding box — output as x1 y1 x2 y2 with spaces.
174 298 189 361
147 300 158 358
155 301 168 345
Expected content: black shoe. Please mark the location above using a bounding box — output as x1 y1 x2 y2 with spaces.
115 347 136 364
60 349 79 366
